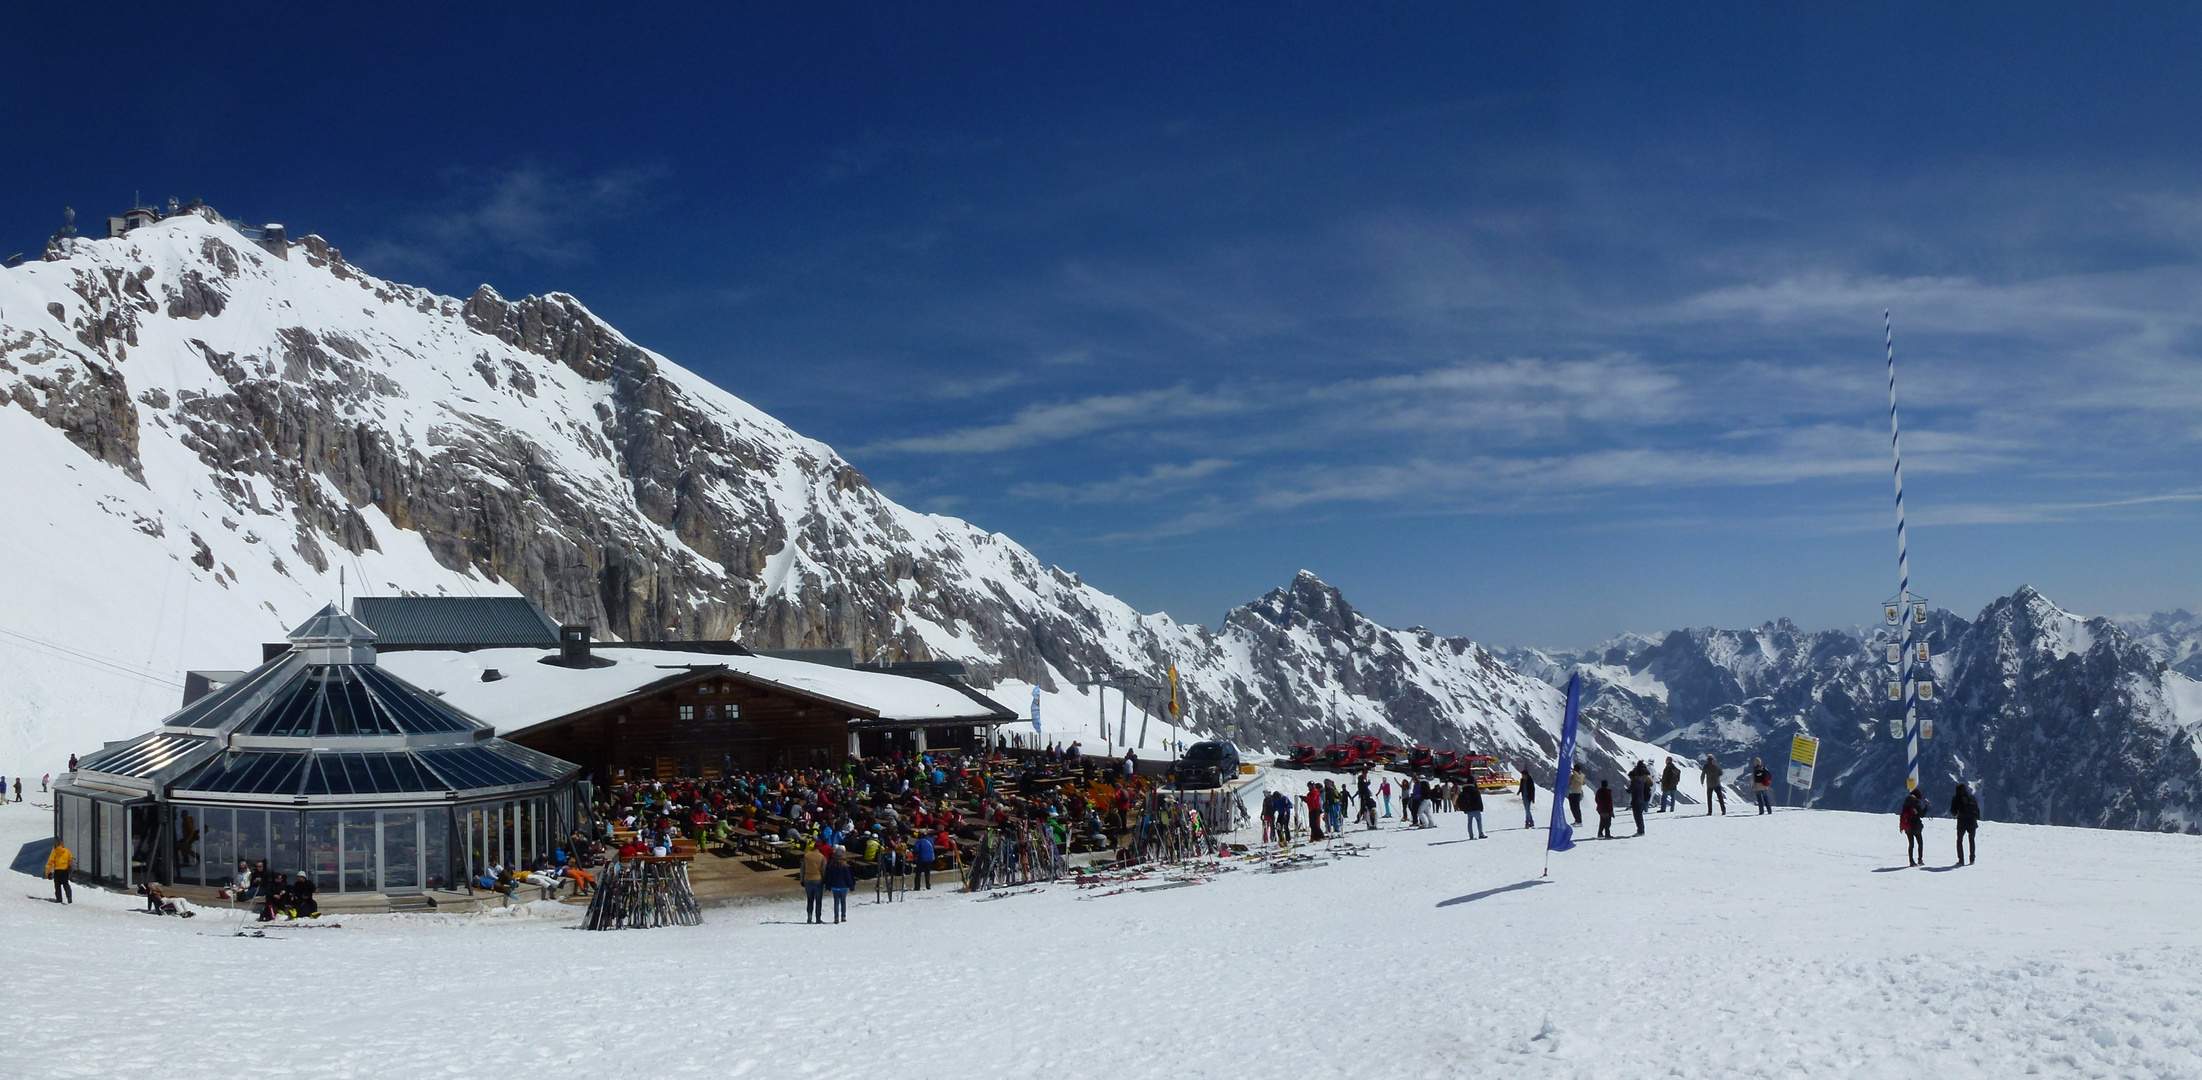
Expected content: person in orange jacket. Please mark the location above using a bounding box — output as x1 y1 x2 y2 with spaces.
45 841 73 904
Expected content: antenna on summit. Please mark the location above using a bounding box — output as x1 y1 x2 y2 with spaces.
1881 310 1935 794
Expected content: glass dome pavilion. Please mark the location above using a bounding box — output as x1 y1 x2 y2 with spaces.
56 605 582 894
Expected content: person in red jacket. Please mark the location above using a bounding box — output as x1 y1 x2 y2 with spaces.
1302 783 1326 842
1594 780 1616 839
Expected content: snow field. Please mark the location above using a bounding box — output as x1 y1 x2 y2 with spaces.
1 803 2197 1078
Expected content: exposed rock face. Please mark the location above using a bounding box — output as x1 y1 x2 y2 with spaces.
4 207 1630 776
1501 587 2202 831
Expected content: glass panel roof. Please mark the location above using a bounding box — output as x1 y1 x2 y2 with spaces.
417 746 556 790
76 734 213 778
166 659 298 730
227 666 477 738
179 747 568 797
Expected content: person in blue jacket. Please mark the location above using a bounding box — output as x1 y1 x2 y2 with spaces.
913 833 935 890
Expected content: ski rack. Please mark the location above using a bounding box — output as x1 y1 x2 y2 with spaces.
581 858 702 930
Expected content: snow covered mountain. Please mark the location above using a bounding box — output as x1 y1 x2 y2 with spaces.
0 206 1646 778
2119 610 2202 680
1500 587 2202 831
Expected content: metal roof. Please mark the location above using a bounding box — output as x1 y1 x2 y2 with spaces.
349 597 563 647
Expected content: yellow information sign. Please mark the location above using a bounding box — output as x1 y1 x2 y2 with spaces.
1790 734 1819 766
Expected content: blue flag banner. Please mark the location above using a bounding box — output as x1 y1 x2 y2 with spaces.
1030 685 1043 737
1547 672 1580 855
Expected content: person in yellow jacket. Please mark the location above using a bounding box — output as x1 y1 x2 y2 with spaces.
45 841 73 904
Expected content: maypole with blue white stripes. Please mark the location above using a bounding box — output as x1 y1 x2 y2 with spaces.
1883 310 1934 792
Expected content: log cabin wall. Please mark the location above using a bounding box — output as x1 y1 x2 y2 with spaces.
506 671 856 783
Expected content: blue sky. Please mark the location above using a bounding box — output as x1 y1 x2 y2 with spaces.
7 3 2200 645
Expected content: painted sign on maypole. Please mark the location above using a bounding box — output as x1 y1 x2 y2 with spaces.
1787 734 1819 806
1883 311 1934 793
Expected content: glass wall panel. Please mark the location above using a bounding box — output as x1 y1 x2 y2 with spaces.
271 811 302 877
130 805 159 886
342 810 377 893
202 808 234 888
422 807 451 890
465 807 485 882
172 807 204 884
99 802 126 882
380 811 419 891
60 795 92 881
305 811 340 891
517 800 533 868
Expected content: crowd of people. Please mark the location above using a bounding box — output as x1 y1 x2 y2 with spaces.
590 742 1180 924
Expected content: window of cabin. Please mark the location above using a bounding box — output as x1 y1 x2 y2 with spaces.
679 705 695 721
698 685 712 694
726 703 740 719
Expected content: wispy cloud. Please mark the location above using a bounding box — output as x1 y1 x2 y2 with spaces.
863 386 1245 454
356 165 664 278
1010 458 1235 504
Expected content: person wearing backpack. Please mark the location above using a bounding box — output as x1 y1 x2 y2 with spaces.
1949 782 1980 865
1658 758 1682 813
1899 789 1929 866
1751 759 1775 815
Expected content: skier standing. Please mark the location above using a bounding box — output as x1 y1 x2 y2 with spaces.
1701 755 1727 815
1567 768 1585 826
1658 758 1681 813
1594 780 1615 839
1461 778 1486 838
1751 759 1774 814
1259 791 1276 843
825 850 853 924
1949 782 1980 865
1900 789 1929 867
1379 776 1393 818
1520 768 1538 828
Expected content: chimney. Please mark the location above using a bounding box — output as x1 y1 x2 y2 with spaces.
561 625 591 667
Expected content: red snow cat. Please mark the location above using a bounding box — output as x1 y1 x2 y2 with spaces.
1347 734 1397 765
1319 744 1363 770
1402 746 1435 771
1284 744 1320 769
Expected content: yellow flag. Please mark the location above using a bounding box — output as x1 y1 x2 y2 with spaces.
1167 664 1180 717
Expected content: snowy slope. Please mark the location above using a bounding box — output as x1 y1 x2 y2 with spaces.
0 208 1595 781
4 803 2200 1078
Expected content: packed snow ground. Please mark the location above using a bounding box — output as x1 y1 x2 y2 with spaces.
1 801 2197 1079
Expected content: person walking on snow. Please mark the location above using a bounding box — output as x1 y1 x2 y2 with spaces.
1594 780 1616 839
1702 755 1727 815
45 840 73 904
1461 778 1486 838
1659 758 1681 813
1900 788 1929 866
1379 776 1393 818
1751 759 1774 814
1949 782 1980 865
1567 768 1585 826
1519 768 1538 828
